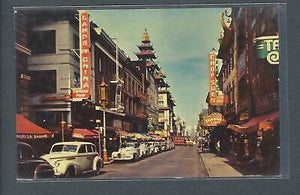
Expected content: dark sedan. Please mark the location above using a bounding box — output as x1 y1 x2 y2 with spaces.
17 142 54 179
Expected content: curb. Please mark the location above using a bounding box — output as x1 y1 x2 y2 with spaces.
198 149 211 177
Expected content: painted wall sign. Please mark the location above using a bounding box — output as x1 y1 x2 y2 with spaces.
72 10 91 101
253 35 279 65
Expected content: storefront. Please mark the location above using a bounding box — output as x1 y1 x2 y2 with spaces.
227 111 279 164
16 114 54 155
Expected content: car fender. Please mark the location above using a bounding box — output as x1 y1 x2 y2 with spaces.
59 161 82 176
92 156 103 171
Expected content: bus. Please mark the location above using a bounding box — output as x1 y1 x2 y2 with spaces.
170 135 186 146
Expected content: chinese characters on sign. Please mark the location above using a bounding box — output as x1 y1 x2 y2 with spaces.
72 11 91 101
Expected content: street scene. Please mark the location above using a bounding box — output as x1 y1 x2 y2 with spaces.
15 5 280 179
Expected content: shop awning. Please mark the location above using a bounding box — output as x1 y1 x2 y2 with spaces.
150 134 164 141
228 111 279 133
72 128 99 139
115 129 131 138
16 114 54 139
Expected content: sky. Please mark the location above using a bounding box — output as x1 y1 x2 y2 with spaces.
88 8 227 132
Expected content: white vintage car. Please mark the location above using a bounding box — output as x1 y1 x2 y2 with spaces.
147 142 156 155
112 142 140 161
139 142 150 158
41 142 103 177
160 141 166 151
149 142 160 154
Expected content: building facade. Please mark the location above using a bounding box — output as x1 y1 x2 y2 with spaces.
15 10 32 118
25 10 80 134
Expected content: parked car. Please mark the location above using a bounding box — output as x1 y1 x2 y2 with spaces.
165 140 173 150
160 141 166 151
41 142 103 178
170 140 175 149
153 142 161 153
139 142 150 158
112 142 140 161
147 142 156 155
17 142 54 179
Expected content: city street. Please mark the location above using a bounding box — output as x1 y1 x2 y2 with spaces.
90 146 208 179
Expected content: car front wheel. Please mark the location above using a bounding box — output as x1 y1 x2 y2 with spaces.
64 166 75 178
95 161 102 175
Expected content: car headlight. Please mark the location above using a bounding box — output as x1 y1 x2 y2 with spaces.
54 160 61 167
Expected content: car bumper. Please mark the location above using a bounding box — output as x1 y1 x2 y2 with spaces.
112 153 133 160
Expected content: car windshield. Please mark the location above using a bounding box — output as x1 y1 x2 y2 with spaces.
127 143 136 148
51 144 77 153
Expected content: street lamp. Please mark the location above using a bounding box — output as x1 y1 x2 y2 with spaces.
96 119 102 157
100 77 109 162
61 114 66 142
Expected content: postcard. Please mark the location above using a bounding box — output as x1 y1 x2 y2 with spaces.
15 4 282 179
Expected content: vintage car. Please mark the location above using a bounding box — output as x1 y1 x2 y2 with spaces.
147 142 156 155
152 142 161 154
17 142 54 179
165 140 172 150
41 142 103 177
139 142 150 158
186 140 194 146
112 142 140 161
160 141 166 151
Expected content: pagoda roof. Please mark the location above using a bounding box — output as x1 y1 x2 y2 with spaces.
135 50 156 59
146 61 158 68
138 43 153 50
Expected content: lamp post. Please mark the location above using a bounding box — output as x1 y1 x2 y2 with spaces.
61 116 66 142
96 119 102 157
100 77 109 162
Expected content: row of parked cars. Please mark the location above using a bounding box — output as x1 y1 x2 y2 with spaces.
17 139 175 179
112 140 175 161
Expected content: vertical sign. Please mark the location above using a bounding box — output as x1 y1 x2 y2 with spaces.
209 51 217 105
72 10 91 101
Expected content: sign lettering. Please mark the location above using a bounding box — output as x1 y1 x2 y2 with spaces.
72 11 91 101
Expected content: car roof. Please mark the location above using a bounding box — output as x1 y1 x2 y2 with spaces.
52 141 95 146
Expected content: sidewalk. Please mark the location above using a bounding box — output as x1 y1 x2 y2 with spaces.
200 150 243 177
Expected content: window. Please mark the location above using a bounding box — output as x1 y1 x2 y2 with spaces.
73 72 80 88
98 57 102 72
86 145 93 153
29 70 56 94
20 145 35 159
158 100 164 106
29 30 56 54
78 145 86 153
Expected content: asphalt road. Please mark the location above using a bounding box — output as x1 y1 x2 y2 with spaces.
90 145 208 179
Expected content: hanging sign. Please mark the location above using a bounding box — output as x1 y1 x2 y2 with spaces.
209 51 217 105
72 10 91 101
204 112 226 127
253 35 279 65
